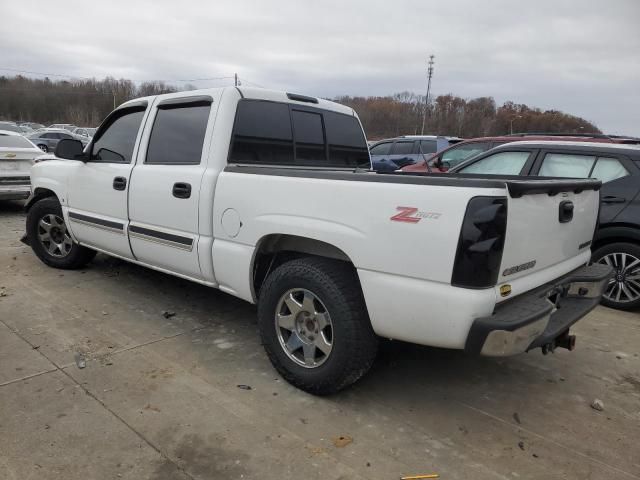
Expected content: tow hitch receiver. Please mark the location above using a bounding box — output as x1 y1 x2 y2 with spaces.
542 330 576 354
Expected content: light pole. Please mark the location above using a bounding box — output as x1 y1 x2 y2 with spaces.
510 115 522 135
420 55 435 135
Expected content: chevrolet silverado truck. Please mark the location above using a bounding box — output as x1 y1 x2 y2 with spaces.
23 87 612 394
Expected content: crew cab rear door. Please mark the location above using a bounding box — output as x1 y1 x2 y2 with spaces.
127 95 215 279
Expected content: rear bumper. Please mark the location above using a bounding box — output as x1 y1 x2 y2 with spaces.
465 263 613 356
0 177 30 200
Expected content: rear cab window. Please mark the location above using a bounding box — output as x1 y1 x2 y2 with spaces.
229 99 368 168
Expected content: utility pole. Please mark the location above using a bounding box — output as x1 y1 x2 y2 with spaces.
234 73 238 86
420 55 435 135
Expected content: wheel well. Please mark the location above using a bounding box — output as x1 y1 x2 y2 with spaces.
592 229 640 252
25 188 58 211
252 234 354 299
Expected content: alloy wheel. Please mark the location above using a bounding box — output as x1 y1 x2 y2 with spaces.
275 288 333 368
598 252 640 304
37 214 73 258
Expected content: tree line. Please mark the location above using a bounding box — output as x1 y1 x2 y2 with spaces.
0 76 182 127
337 92 601 139
0 75 600 138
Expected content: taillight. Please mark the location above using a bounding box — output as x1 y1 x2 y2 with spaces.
451 196 507 288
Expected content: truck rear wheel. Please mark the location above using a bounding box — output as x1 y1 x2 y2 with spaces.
27 197 96 269
257 257 378 395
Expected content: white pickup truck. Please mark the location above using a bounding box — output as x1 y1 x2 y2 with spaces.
24 87 612 394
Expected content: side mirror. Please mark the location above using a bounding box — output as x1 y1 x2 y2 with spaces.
55 139 85 161
441 161 451 171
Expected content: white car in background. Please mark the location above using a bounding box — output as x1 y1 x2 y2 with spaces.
0 130 42 200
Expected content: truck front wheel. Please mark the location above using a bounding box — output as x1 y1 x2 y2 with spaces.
27 197 96 269
257 257 378 395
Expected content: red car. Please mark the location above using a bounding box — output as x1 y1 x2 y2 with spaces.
400 133 640 173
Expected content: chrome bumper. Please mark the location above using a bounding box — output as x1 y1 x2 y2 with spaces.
465 263 613 357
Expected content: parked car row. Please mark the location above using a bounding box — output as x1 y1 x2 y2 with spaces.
398 133 640 173
396 138 640 310
27 129 90 153
0 120 96 142
368 135 462 172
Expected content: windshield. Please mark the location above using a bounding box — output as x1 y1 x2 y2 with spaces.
437 142 492 167
0 135 35 148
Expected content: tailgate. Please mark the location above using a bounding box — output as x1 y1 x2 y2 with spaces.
498 179 600 290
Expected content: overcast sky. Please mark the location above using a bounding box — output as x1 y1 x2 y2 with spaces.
1 0 638 134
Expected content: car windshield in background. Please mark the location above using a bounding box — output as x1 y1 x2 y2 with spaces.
440 142 491 167
0 135 35 148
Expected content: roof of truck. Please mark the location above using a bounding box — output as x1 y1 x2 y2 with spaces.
119 87 355 116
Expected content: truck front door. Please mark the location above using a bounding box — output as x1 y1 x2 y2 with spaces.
66 103 149 259
127 95 214 279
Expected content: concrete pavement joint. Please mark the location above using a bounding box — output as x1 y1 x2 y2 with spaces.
0 317 196 480
457 400 640 479
0 368 59 388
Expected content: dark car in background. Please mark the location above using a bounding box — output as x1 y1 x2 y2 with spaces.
400 133 640 174
448 141 640 310
27 129 86 152
369 135 462 172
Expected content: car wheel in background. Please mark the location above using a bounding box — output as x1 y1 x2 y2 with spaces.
593 242 640 310
37 144 48 152
257 257 378 395
26 197 96 269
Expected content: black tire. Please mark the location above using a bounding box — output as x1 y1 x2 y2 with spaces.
592 242 640 310
37 144 48 152
27 197 96 269
258 256 378 395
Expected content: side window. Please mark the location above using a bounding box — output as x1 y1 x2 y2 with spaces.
460 151 531 175
538 153 595 178
146 103 211 165
323 111 368 167
91 107 146 163
292 110 325 163
391 141 414 155
60 133 73 140
590 157 629 183
442 142 491 167
229 100 294 164
43 133 56 139
369 142 392 155
419 140 437 154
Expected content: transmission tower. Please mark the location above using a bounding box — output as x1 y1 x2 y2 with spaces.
420 55 435 135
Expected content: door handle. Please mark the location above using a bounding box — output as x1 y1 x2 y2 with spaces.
559 200 574 223
602 195 626 204
113 176 127 191
172 182 191 199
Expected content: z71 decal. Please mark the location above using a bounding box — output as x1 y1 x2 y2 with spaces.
390 206 441 223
